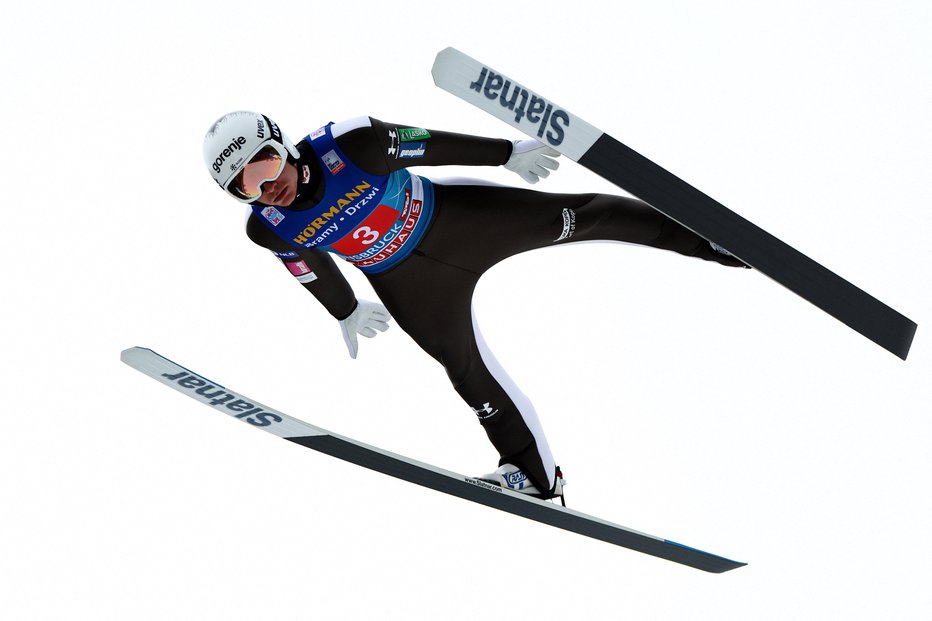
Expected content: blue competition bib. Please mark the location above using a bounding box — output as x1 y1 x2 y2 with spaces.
251 123 434 273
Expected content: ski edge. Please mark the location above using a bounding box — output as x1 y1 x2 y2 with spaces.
120 346 746 573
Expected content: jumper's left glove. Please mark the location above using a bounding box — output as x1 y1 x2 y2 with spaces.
503 139 560 184
339 300 392 359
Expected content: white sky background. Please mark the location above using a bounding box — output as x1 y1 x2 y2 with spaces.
2 0 930 618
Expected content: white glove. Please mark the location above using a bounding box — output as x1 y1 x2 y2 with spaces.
503 139 560 184
339 300 392 359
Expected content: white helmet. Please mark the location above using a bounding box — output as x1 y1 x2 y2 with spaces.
203 111 300 202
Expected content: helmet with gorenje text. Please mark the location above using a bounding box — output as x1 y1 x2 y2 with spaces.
203 111 300 203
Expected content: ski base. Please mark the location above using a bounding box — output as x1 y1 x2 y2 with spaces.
121 347 745 573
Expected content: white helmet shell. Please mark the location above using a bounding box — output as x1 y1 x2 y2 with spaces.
203 111 300 191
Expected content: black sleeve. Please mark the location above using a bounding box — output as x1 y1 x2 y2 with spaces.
246 213 357 320
334 117 514 175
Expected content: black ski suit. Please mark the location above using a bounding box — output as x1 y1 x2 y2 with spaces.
245 116 745 494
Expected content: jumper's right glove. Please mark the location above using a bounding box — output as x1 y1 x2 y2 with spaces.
503 139 561 184
339 300 392 359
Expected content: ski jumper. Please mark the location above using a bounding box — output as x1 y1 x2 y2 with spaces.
246 116 745 494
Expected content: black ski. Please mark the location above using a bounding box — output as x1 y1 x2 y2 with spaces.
431 47 917 360
121 347 746 573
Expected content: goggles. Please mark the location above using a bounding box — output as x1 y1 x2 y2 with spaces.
225 142 288 202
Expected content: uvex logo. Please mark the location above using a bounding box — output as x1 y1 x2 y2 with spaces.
212 136 247 173
469 67 569 147
161 370 283 427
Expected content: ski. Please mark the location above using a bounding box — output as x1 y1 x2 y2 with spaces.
121 346 746 573
431 47 917 360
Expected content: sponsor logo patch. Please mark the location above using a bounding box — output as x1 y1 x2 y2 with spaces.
159 370 284 427
504 470 530 490
469 67 570 148
398 127 430 142
301 164 311 184
211 135 248 174
398 142 427 159
555 208 576 241
309 127 326 141
389 127 432 158
262 206 285 226
322 149 346 175
272 250 299 258
471 402 499 420
285 260 312 277
283 260 318 284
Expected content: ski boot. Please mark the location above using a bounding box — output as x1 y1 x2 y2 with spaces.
478 464 566 506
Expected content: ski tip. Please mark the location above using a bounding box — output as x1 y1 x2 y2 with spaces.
120 346 143 363
431 47 460 84
711 560 748 574
120 346 155 364
664 539 747 573
895 320 917 361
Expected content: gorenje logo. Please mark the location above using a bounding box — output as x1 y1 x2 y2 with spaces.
161 370 283 427
212 136 248 173
469 67 569 148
